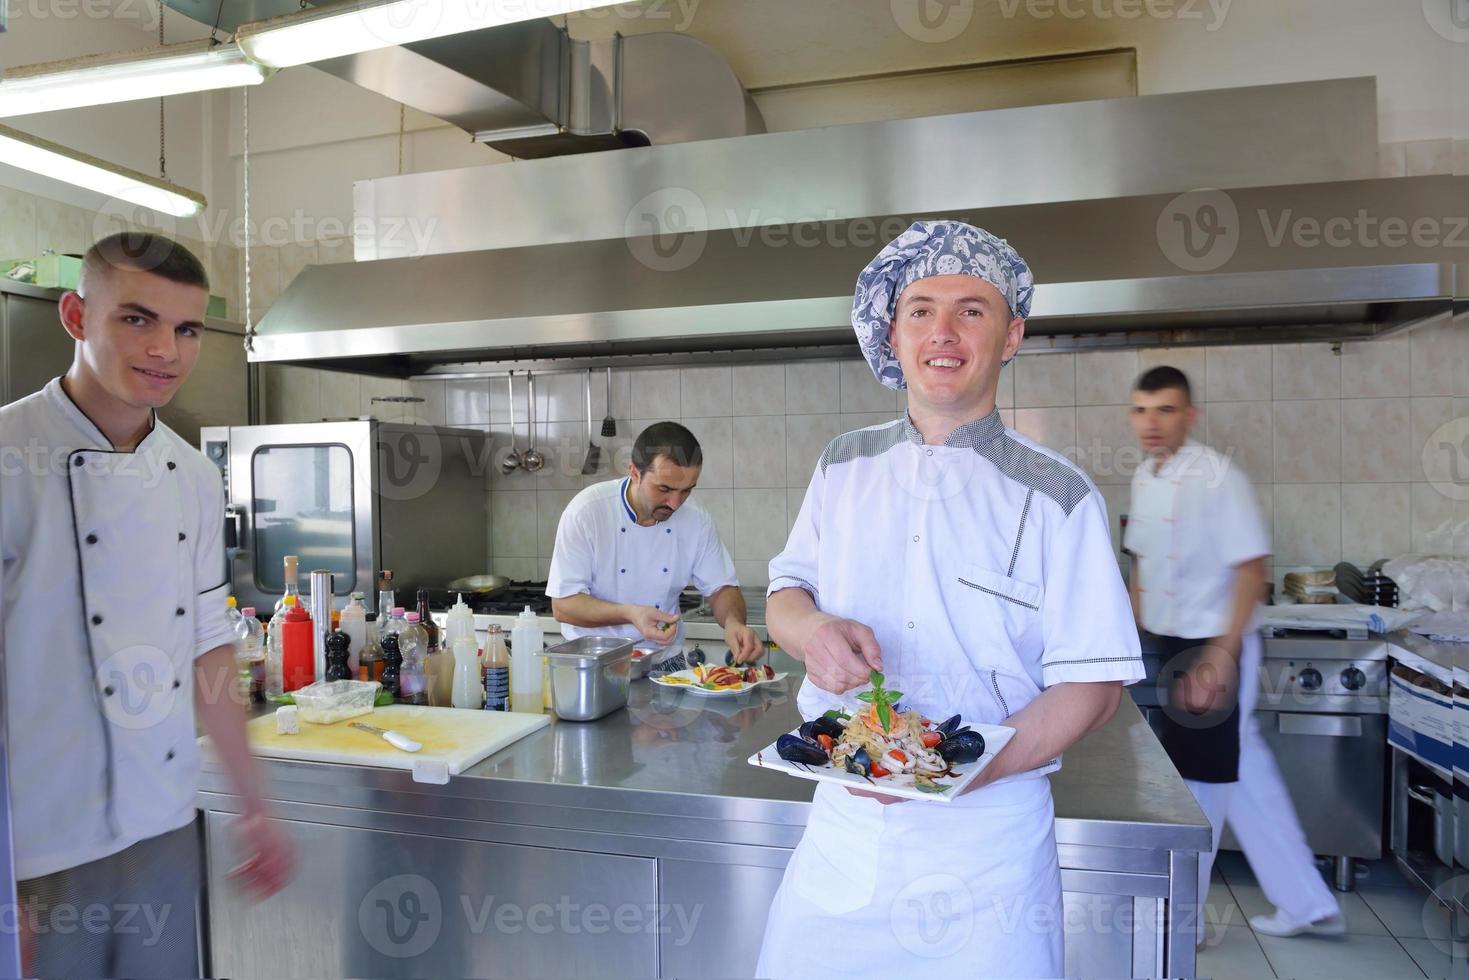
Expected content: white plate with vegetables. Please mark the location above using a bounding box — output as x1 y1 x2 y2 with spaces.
746 671 1015 803
650 663 788 697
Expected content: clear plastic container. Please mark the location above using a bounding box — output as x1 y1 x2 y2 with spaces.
291 679 382 724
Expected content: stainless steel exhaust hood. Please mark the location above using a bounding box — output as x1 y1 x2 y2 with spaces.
247 77 1458 371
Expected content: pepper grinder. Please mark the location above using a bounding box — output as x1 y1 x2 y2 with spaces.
380 632 403 700
324 630 352 682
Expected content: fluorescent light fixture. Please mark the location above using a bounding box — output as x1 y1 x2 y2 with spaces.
0 123 206 217
0 41 268 118
237 0 618 69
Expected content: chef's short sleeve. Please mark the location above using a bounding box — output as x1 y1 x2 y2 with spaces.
194 472 236 659
689 510 738 596
1209 464 1271 568
1039 491 1145 688
546 505 596 599
767 463 823 604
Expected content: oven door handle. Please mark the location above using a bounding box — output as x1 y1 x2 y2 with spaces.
1276 712 1362 737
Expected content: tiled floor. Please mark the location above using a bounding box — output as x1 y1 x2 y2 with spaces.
1196 851 1459 979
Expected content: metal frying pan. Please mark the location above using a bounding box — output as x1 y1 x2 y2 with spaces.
445 573 512 597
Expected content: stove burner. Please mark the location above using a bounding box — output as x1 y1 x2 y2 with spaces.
415 582 701 617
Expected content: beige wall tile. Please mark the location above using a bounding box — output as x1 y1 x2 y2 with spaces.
1454 140 1469 177
1411 397 1456 485
734 560 770 589
276 364 320 423
210 243 242 319
785 414 843 486
493 556 538 581
1410 320 1465 397
1404 139 1453 176
1075 404 1139 486
1272 484 1341 565
407 378 446 427
531 420 588 491
1014 353 1076 408
1075 350 1140 407
589 367 632 423
0 187 37 261
1205 345 1272 402
681 366 734 419
533 371 583 424
1012 407 1078 460
1139 348 1207 402
244 245 281 318
1340 484 1411 565
733 416 788 488
1410 483 1463 554
734 489 789 562
732 364 785 415
1341 398 1411 483
317 238 353 265
629 367 681 419
839 359 899 413
1378 142 1407 178
490 492 537 558
277 241 318 295
785 361 840 414
359 376 408 420
681 416 733 489
697 489 735 555
1273 400 1341 483
536 489 579 557
1205 401 1273 485
317 369 361 421
1272 343 1341 400
445 378 491 426
34 196 87 256
1339 336 1411 398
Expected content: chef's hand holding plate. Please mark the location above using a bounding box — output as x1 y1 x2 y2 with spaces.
725 624 764 664
628 605 681 645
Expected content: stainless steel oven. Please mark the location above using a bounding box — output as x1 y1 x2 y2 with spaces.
201 421 488 615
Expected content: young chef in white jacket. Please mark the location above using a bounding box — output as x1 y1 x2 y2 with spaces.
0 233 291 976
756 221 1145 977
548 421 763 667
1125 366 1343 939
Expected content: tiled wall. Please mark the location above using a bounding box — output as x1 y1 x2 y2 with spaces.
262 323 1469 592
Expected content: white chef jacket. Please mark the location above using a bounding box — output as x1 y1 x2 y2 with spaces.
546 477 738 655
1124 439 1271 639
770 411 1144 781
0 378 235 881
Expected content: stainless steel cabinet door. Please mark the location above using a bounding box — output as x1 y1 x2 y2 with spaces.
2 292 71 406
205 811 659 979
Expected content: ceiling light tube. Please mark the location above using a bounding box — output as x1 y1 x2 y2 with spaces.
237 0 619 69
0 41 269 118
0 123 206 217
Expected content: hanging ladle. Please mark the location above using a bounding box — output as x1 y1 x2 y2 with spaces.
500 372 522 475
521 372 545 472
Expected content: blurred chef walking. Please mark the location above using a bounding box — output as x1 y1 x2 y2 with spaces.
756 221 1144 977
1125 366 1343 939
0 233 291 978
547 421 762 669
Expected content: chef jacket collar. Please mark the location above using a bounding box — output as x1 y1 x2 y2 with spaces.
1146 437 1203 478
899 408 1006 449
44 377 157 452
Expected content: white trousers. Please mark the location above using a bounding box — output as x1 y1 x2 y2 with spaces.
1186 632 1341 925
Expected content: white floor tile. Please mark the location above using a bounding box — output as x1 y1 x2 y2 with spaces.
1229 879 1386 937
1200 881 1248 944
1355 857 1418 891
1198 924 1277 980
1255 932 1425 979
1397 937 1455 979
1358 886 1454 941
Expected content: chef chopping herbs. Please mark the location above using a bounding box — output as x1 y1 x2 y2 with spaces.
756 221 1145 977
0 233 291 976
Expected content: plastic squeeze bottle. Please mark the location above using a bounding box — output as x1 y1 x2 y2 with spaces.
510 606 544 714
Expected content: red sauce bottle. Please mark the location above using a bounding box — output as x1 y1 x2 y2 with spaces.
281 598 315 692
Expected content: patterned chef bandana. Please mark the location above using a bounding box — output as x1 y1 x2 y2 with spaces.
851 220 1034 390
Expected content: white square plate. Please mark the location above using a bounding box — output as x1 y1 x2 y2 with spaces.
746 721 1016 803
650 669 789 697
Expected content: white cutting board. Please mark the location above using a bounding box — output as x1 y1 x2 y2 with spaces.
238 705 549 783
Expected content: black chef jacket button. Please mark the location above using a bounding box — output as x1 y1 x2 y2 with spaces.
73 457 84 467
166 461 176 471
165 750 175 761
176 607 186 616
85 533 98 544
91 614 103 625
103 685 115 696
178 531 186 541
172 679 181 689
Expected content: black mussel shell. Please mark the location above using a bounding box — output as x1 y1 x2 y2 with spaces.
844 746 873 777
686 648 706 667
935 714 963 737
725 650 736 666
777 733 829 766
937 730 986 765
798 716 846 742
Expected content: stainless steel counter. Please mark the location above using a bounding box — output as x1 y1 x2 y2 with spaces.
199 658 1208 978
1384 628 1464 686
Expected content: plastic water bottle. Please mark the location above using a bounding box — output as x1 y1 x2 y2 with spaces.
235 608 265 703
398 612 429 706
511 606 543 713
451 636 483 709
225 595 242 630
339 592 368 679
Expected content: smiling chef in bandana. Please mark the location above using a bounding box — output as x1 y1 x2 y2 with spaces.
756 221 1145 977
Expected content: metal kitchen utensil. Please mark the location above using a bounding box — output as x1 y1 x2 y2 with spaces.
581 370 601 475
500 372 522 475
349 721 422 753
600 367 616 438
541 635 634 721
521 373 545 472
445 573 511 596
